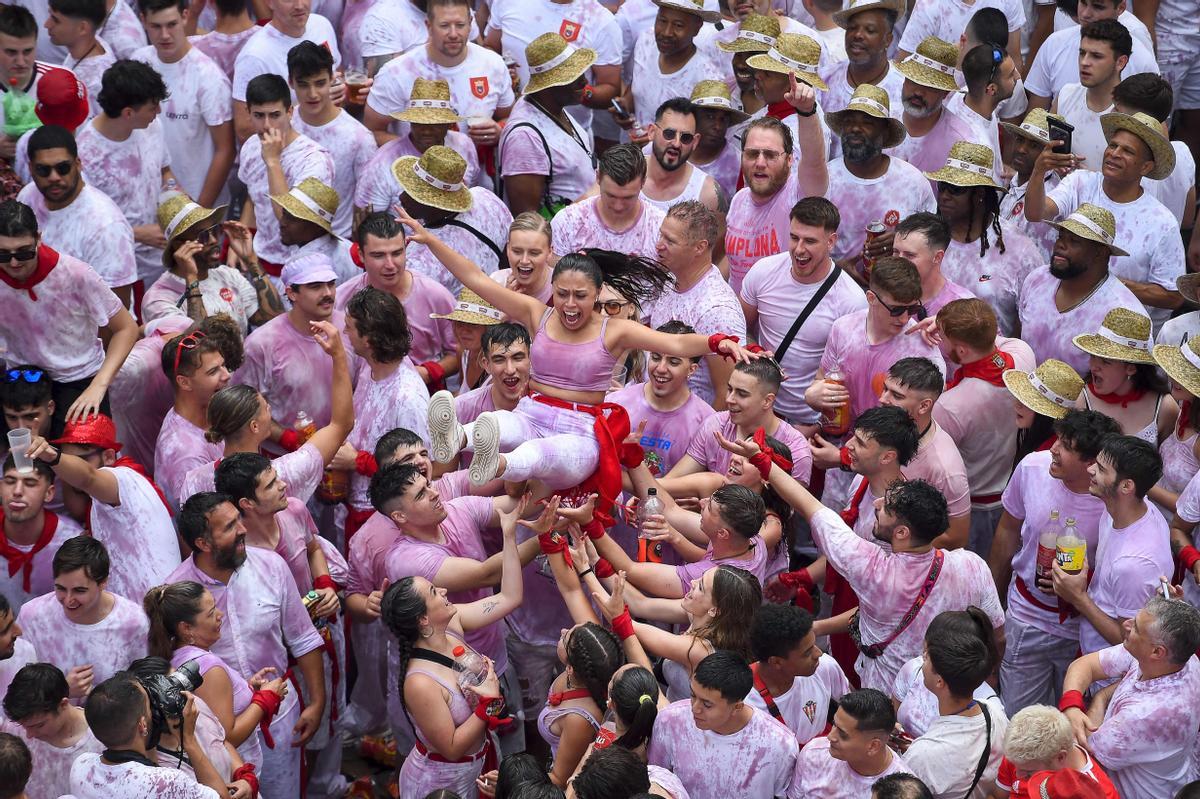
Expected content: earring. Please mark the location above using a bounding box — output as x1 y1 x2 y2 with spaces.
420 626 433 639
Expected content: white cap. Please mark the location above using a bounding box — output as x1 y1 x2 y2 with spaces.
281 254 339 287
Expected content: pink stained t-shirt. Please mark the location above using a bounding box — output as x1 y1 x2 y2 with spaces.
550 195 666 260
237 311 346 429
403 188 513 296
17 592 150 691
1 716 103 799
154 409 225 514
291 110 377 238
922 276 976 319
191 28 258 80
0 637 36 706
684 411 813 486
1080 503 1174 655
347 359 431 511
179 442 325 507
454 383 497 425
893 655 1004 739
934 337 1036 504
238 132 334 265
938 225 1045 337
607 382 715 477
69 752 222 799
346 511 398 597
90 466 180 604
724 171 799 295
0 513 83 615
820 309 947 426
353 131 481 213
334 271 458 366
256 497 320 595
788 735 912 799
901 425 972 518
109 328 185 473
886 106 977 176
499 97 595 204
825 156 937 264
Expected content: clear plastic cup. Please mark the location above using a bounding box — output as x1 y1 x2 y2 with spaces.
6 428 33 473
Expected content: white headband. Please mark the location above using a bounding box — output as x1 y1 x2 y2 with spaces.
945 157 991 178
1028 373 1073 408
1019 121 1049 141
905 51 955 76
529 45 578 75
1065 212 1116 246
847 96 889 117
1182 342 1200 372
408 98 454 111
737 29 776 46
450 301 502 320
765 46 816 74
693 94 734 109
414 161 465 193
287 188 334 223
1096 325 1151 352
166 201 202 240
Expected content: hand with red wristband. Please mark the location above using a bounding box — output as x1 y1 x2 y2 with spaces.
419 360 446 387
250 687 284 747
229 763 259 799
590 570 636 639
278 428 302 453
355 449 378 476
469 659 509 730
1058 689 1098 747
309 576 341 619
1180 545 1200 583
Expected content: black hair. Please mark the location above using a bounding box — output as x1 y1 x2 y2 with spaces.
52 535 110 582
214 451 273 508
27 125 78 160
965 7 1008 48
837 688 895 734
177 492 234 551
790 196 840 232
0 593 9 618
97 59 169 118
654 96 694 123
711 483 766 540
749 603 814 662
692 650 752 702
609 665 659 750
495 752 550 799
873 773 935 799
551 250 674 309
0 5 37 39
84 672 146 747
161 330 224 383
0 732 30 799
745 116 794 155
0 363 52 411
287 40 334 82
571 746 651 799
380 577 428 717
347 287 413 363
47 0 105 28
1080 18 1133 59
421 792 462 799
598 143 647 186
733 358 783 394
481 322 532 354
509 786 565 799
1098 434 1163 498
245 73 292 109
1 663 69 721
1113 73 1174 122
895 212 950 252
888 357 945 398
138 0 188 15
2 453 54 483
853 405 919 466
962 44 1005 95
354 211 405 247
1053 409 1122 461
1088 361 1168 396
924 607 997 697
759 434 794 531
565 622 624 708
652 320 700 363
375 427 426 468
369 462 425 514
213 0 246 14
883 480 948 546
961 184 1006 259
143 581 206 660
0 200 38 239
127 655 171 682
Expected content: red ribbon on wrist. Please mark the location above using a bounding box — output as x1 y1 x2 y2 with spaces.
421 361 446 385
748 427 793 480
1180 546 1200 571
583 518 606 541
611 606 635 640
538 531 574 567
278 429 301 453
707 334 740 360
1058 690 1086 714
619 442 645 468
474 696 513 731
250 689 283 748
594 558 615 579
355 450 378 476
313 574 340 593
232 763 259 798
778 569 814 592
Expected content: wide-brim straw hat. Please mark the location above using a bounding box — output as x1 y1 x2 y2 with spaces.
653 0 721 23
430 287 503 325
1154 337 1200 399
1072 307 1155 364
1047 203 1129 257
689 79 750 122
1000 107 1062 144
1004 359 1085 419
717 13 779 53
746 33 828 91
1100 111 1175 180
270 177 339 235
524 33 596 95
158 191 226 243
893 36 958 93
924 141 1003 190
392 77 462 125
1178 273 1200 306
393 146 473 214
832 0 905 28
824 83 906 148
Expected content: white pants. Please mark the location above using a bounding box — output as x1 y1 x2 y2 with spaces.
462 396 600 490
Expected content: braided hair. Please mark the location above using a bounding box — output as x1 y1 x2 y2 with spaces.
380 578 428 713
551 250 674 309
966 186 1006 258
565 623 624 709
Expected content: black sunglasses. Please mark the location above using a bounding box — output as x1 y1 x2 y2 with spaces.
937 181 973 196
33 161 73 178
660 128 696 145
0 247 38 263
876 295 925 319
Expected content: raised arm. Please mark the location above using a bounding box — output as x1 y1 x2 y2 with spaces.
304 320 355 464
29 435 120 505
456 496 528 630
784 72 829 198
69 306 138 424
608 320 760 364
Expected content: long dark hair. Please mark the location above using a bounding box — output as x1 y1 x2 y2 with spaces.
609 665 659 750
964 186 1005 258
565 623 624 708
551 250 674 308
691 565 762 661
1013 412 1057 467
1086 361 1170 396
380 578 428 712
760 435 795 530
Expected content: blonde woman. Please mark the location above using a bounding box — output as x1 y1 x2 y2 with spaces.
492 212 554 306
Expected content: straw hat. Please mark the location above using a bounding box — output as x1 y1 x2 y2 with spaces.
391 78 462 125
1003 359 1085 420
1047 203 1129 257
824 84 906 148
832 0 905 28
430 287 503 325
158 191 226 243
523 33 596 95
653 0 720 24
1177 273 1200 306
393 145 473 214
746 33 827 91
893 36 958 93
717 13 779 53
924 141 1003 190
1072 307 1155 364
1100 111 1175 180
1154 336 1200 399
270 177 339 235
1000 107 1064 145
689 79 750 122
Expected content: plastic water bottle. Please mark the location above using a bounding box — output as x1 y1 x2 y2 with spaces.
636 488 665 540
453 645 488 691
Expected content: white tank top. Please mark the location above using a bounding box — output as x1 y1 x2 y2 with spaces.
641 164 710 212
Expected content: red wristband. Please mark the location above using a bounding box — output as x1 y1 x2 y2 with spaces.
594 558 615 579
748 451 773 481
538 531 574 567
778 569 815 593
232 763 259 798
474 696 513 731
313 574 339 593
1181 545 1200 571
421 361 446 385
611 606 635 640
279 428 301 452
1058 690 1086 714
583 518 606 541
619 442 645 469
355 450 378 476
250 689 282 720
707 333 739 359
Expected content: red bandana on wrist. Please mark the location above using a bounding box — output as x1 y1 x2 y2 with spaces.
1091 386 1147 409
0 510 59 592
0 244 59 301
945 348 1014 390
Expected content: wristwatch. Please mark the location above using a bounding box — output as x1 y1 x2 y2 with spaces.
47 447 62 467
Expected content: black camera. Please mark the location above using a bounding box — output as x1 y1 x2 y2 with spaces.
139 658 204 748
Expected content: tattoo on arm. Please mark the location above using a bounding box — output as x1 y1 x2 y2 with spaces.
480 600 499 615
714 182 730 214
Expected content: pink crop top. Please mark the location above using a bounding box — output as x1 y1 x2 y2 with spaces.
530 309 618 393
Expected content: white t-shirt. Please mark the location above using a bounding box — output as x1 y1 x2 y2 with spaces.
1144 140 1197 226
1 717 103 799
358 0 427 59
937 224 1044 337
630 30 719 129
900 0 1025 53
825 156 937 262
1025 21 1160 100
944 91 1004 179
1053 83 1111 173
905 704 1010 799
893 655 1005 739
142 267 260 335
237 132 335 264
499 97 596 204
70 753 221 799
291 110 377 238
232 16 342 102
64 39 116 120
14 184 137 290
788 735 912 799
1052 9 1155 51
743 654 851 745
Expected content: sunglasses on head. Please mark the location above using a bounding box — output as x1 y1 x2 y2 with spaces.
875 295 925 319
5 369 43 384
660 128 696 145
0 247 38 264
987 46 1004 84
33 161 73 178
172 330 207 374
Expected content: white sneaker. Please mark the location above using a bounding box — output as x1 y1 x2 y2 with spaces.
469 412 501 486
428 390 462 463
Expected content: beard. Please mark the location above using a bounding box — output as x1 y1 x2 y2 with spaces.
902 97 938 119
841 135 883 164
214 534 247 571
1049 257 1088 280
652 140 688 172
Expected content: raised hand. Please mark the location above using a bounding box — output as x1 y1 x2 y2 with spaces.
783 71 816 114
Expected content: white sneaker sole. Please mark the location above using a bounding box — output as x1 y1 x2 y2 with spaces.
469 412 501 486
428 390 462 463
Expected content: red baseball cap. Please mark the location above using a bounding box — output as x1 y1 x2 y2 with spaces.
35 68 89 131
51 413 123 452
1024 770 1107 799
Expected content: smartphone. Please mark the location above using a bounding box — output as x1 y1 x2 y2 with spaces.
1047 117 1075 155
611 99 631 120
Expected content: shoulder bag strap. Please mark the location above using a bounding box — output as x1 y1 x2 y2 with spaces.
772 265 843 362
409 648 458 670
751 663 788 729
859 549 946 659
964 702 993 799
435 218 509 270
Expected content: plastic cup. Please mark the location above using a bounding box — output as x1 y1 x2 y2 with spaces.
343 68 368 103
467 115 491 129
6 428 33 474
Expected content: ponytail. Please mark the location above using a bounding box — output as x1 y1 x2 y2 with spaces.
142 581 206 660
610 666 659 751
551 250 674 308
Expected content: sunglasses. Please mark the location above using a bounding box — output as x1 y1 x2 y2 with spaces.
744 148 784 163
660 128 696 145
987 46 1004 85
33 161 73 178
5 369 43 383
0 247 38 264
937 181 973 196
172 330 207 374
875 295 925 319
193 224 222 244
596 299 631 316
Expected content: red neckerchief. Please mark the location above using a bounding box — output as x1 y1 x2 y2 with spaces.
0 510 59 592
1036 434 1057 452
839 478 871 528
0 244 59 301
765 100 796 121
547 687 592 706
945 348 1014 390
1091 386 1147 409
113 457 174 517
1180 400 1193 438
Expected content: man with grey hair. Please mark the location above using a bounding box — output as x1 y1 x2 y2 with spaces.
1059 596 1200 799
644 200 746 408
992 705 1118 796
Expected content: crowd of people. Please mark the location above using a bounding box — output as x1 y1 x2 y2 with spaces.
0 0 1199 797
